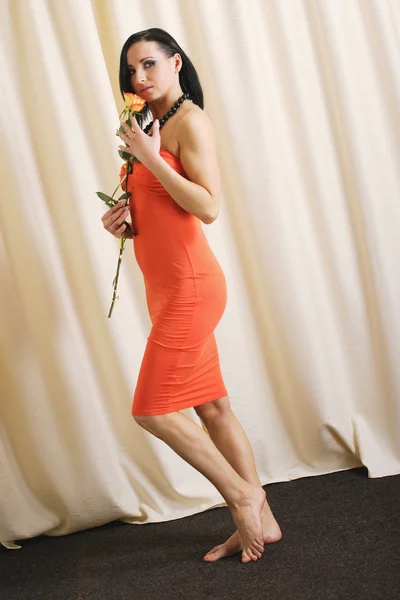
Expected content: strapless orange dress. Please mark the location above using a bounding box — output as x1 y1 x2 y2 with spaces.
120 149 228 416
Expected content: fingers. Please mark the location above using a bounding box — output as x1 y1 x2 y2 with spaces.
117 126 131 150
101 201 131 237
120 118 141 141
119 120 135 137
130 117 140 132
114 223 128 237
119 121 131 136
101 200 127 224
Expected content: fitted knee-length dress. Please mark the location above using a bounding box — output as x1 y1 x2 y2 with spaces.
120 148 228 416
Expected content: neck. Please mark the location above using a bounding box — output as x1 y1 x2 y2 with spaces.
148 86 184 120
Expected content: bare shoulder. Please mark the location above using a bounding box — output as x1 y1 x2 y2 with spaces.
176 104 216 150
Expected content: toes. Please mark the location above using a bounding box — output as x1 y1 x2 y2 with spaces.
204 545 223 561
249 549 259 561
242 548 259 562
255 540 265 553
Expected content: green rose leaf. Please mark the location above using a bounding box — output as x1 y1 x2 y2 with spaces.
118 150 133 160
117 192 130 200
96 192 116 205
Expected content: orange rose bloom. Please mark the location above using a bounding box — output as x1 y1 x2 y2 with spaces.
124 93 146 113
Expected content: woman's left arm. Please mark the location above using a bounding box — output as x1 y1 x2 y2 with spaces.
148 111 221 224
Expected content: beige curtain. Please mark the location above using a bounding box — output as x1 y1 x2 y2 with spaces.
1 0 400 548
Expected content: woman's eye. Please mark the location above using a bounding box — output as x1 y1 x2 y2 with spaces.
128 62 155 76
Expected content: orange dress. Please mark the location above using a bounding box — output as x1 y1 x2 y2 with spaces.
120 148 228 416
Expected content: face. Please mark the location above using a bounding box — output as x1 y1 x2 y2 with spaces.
126 40 181 100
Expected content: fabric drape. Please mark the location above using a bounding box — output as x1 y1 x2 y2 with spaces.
1 0 399 547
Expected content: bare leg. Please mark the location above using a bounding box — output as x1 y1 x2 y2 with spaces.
133 411 266 563
196 399 282 562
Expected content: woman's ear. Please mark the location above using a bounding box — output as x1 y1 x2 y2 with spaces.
175 54 182 73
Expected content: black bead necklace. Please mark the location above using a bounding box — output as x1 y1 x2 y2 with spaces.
143 92 191 135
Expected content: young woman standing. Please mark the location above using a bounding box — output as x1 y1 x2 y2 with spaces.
101 28 281 563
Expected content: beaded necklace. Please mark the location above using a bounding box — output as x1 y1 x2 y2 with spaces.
143 92 191 135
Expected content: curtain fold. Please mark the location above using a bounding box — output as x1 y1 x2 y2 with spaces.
1 0 399 546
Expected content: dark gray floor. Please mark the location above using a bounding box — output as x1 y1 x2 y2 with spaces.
1 467 399 600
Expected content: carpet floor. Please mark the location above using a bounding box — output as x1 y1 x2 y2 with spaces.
1 467 399 600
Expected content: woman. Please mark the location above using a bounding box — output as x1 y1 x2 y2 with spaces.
101 28 282 564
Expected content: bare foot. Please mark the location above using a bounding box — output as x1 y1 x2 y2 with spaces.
226 484 266 563
204 500 282 563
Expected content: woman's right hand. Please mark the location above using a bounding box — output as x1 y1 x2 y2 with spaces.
101 201 132 238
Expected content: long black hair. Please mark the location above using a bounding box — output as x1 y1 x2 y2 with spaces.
119 28 204 128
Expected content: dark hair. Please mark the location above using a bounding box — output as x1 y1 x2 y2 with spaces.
119 28 204 128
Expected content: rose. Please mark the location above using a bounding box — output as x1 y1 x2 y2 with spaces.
96 93 147 317
117 93 147 166
123 92 147 113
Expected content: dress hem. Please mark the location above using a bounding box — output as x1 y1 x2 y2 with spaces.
131 387 229 417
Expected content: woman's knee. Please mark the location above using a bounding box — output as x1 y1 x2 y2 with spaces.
194 395 232 424
133 413 168 433
133 414 146 425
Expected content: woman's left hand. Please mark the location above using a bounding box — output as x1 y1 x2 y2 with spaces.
117 118 161 169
